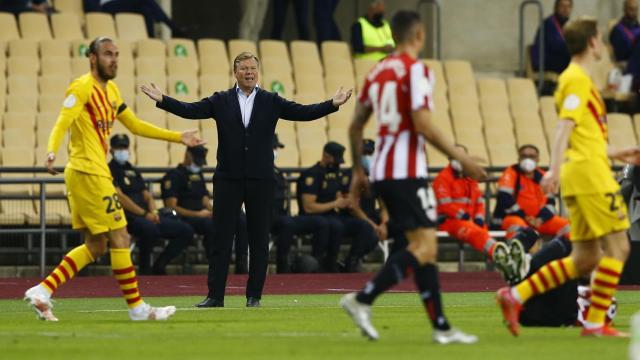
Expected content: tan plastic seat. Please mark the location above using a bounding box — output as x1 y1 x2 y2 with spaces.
51 12 83 40
477 78 508 103
168 75 199 98
135 57 166 76
199 74 231 95
353 58 377 91
197 38 229 72
323 58 354 77
136 38 166 58
53 0 84 17
135 74 167 94
0 148 37 225
70 39 90 57
85 12 117 39
259 39 291 72
0 12 20 47
426 142 449 168
168 144 187 166
136 147 169 166
19 12 52 40
117 75 136 100
135 110 167 128
8 39 39 57
40 39 71 58
321 41 351 61
295 74 325 95
228 39 258 61
39 94 64 112
199 55 231 76
7 57 40 75
6 94 38 112
167 38 198 59
444 60 475 92
608 113 637 151
3 111 36 130
116 55 135 78
3 127 36 148
167 57 198 76
293 57 323 78
261 72 295 98
423 59 447 94
70 56 89 77
40 57 71 77
115 13 148 41
8 74 38 94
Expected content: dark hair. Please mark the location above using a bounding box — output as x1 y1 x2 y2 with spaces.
390 10 422 44
554 0 573 12
233 51 260 72
563 17 598 56
518 144 539 155
85 36 113 57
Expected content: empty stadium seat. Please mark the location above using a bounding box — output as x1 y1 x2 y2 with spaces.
54 0 84 17
608 113 638 156
51 12 83 40
168 75 199 98
136 38 166 58
19 12 52 40
199 74 231 95
8 39 39 57
3 111 36 130
261 72 294 98
199 55 232 77
353 58 376 91
70 57 89 77
167 38 198 60
295 74 325 95
135 57 166 76
4 127 36 148
7 74 38 94
40 57 71 78
197 38 229 72
40 39 71 58
137 147 169 166
7 57 39 75
259 39 291 73
38 94 64 112
0 12 20 47
167 57 198 76
228 39 258 61
6 94 38 112
85 12 117 39
115 13 148 41
136 110 166 128
135 74 166 94
70 39 90 57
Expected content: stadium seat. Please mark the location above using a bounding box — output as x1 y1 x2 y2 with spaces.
487 143 518 167
135 57 166 76
199 55 231 76
477 78 508 103
261 72 295 98
293 57 323 78
169 143 187 166
228 39 258 61
70 56 89 77
40 57 71 78
326 96 354 131
323 58 354 78
116 55 135 78
6 94 38 112
54 0 84 17
35 111 57 133
136 38 166 58
167 113 194 132
426 142 449 168
168 75 199 98
431 110 455 140
167 38 198 61
70 39 90 57
136 135 168 151
444 60 475 94
3 127 36 148
3 111 36 130
136 110 167 128
353 58 377 91
117 75 136 101
115 13 148 41
259 39 292 72
167 57 198 76
8 39 39 57
7 74 38 94
539 96 558 143
0 153 36 225
0 12 20 47
321 41 351 61
197 39 229 72
85 12 117 39
608 113 638 155
199 73 231 95
38 94 64 112
7 57 40 75
137 147 169 167
295 74 325 95
260 57 292 77
19 12 52 40
51 13 83 40
40 39 71 58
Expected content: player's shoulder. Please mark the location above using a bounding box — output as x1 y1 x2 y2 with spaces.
67 73 94 93
558 63 590 87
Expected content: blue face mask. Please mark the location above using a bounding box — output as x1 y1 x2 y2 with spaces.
113 150 129 165
361 155 372 173
187 164 202 173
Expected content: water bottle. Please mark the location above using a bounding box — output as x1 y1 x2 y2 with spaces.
630 312 640 360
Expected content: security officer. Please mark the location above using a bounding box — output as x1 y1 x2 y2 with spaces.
351 0 395 60
161 146 217 269
298 142 367 272
271 134 330 273
108 134 194 275
338 139 384 272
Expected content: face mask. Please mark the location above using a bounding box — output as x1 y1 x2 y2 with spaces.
520 158 537 172
187 164 202 173
273 150 278 160
450 160 462 172
113 150 129 164
361 155 372 172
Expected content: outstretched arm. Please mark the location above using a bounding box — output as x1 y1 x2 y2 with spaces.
280 87 352 121
140 83 215 120
117 106 205 147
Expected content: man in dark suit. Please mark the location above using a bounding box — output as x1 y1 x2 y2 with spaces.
140 51 352 308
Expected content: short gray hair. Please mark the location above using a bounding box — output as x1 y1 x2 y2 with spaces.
233 51 260 72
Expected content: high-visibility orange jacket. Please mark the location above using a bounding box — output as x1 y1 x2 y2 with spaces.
433 165 485 223
492 164 556 226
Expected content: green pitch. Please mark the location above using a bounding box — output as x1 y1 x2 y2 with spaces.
1 291 639 360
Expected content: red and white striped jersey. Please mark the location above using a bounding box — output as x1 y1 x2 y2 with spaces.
358 52 434 182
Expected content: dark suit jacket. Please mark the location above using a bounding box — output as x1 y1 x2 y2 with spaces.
157 87 338 179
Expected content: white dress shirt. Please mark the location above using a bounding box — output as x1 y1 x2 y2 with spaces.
236 84 259 128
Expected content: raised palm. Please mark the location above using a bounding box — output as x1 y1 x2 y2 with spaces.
332 86 353 107
139 83 164 102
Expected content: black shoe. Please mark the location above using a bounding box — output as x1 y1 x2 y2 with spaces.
195 297 224 308
246 297 261 307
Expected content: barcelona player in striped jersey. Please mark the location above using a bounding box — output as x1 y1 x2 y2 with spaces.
23 37 204 321
341 10 486 344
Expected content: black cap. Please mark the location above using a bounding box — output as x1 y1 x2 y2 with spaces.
110 134 130 148
273 133 285 149
187 145 208 166
363 139 375 155
323 141 345 164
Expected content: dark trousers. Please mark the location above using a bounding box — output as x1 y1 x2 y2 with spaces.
127 215 194 272
271 0 309 40
313 0 340 43
101 0 177 37
234 212 249 273
271 214 330 271
182 216 216 257
210 178 275 300
338 216 378 265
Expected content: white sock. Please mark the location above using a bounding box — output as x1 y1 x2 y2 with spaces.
583 320 602 330
510 287 523 304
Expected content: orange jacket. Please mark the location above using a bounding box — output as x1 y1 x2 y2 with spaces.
433 165 485 223
492 164 556 225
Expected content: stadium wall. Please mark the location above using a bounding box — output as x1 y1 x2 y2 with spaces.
172 0 620 73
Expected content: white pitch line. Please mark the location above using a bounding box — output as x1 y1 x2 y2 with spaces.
76 304 474 313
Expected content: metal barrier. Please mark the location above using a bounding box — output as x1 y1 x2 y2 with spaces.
519 0 545 94
417 0 442 59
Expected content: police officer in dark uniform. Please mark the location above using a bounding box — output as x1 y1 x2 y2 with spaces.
339 139 385 272
271 134 330 273
108 134 194 275
297 142 357 272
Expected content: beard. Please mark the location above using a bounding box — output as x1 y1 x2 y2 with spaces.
97 62 116 81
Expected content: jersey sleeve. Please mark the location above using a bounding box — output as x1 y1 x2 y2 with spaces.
357 75 372 108
409 62 435 111
556 75 591 125
47 79 91 154
298 171 321 195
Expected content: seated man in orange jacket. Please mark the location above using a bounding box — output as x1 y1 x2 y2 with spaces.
433 144 518 281
492 144 570 279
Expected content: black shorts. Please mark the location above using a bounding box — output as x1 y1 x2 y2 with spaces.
373 178 437 232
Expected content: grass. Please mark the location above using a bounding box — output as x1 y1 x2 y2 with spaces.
1 291 639 359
